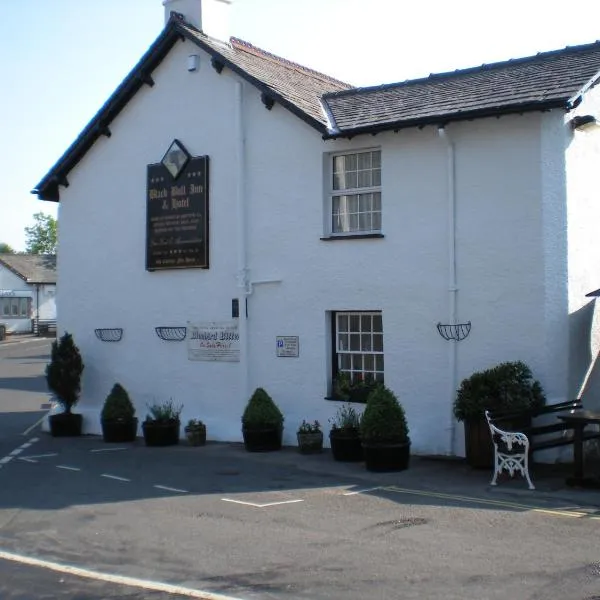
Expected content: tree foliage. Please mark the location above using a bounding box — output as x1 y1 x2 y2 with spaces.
25 212 57 254
0 242 14 253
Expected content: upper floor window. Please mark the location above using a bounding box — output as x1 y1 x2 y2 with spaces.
330 149 381 235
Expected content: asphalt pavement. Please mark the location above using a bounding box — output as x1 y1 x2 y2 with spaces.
2 336 600 600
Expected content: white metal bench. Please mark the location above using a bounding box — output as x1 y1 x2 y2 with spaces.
484 410 535 490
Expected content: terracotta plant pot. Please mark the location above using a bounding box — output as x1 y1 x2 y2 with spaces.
142 420 180 447
362 441 410 472
101 418 138 443
185 425 207 446
242 427 282 452
329 428 363 462
49 413 82 437
297 431 323 454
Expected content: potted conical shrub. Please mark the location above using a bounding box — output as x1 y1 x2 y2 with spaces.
360 385 410 472
241 388 284 452
100 383 137 443
454 361 545 469
45 332 85 437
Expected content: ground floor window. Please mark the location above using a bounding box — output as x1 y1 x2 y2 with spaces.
332 311 384 400
0 297 30 318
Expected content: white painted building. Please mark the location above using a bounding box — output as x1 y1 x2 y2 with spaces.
0 254 57 334
33 0 600 456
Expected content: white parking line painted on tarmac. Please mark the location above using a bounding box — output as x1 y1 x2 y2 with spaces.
21 453 58 460
0 549 246 600
0 437 40 470
18 458 38 463
22 414 49 436
221 498 304 508
101 474 130 482
56 465 81 472
343 486 382 496
90 447 128 453
154 485 189 493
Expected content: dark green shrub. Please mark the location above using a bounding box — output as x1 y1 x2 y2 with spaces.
360 385 409 444
453 360 546 422
101 383 135 421
241 388 284 430
45 332 84 413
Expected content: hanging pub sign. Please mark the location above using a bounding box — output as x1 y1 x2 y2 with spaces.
146 139 209 271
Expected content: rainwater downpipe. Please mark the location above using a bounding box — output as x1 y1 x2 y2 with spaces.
438 125 458 455
235 80 249 400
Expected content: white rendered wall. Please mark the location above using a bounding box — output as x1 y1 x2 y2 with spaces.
54 38 567 455
38 284 56 321
564 85 600 407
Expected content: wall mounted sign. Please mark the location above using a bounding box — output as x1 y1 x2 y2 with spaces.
276 336 299 358
146 139 209 271
188 321 240 362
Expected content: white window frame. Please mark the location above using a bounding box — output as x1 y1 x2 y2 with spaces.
334 311 384 384
0 297 30 319
327 148 382 237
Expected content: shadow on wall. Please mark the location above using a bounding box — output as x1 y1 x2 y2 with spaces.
569 298 600 406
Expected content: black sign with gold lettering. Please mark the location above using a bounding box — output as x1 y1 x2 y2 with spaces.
146 155 209 270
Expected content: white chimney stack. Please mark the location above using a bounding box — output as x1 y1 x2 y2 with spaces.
163 0 233 41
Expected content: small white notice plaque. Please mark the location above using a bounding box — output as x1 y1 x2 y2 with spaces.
276 336 299 358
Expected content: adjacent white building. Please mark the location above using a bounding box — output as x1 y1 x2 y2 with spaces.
32 0 600 456
0 254 57 334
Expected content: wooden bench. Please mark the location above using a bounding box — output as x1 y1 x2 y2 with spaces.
492 400 600 454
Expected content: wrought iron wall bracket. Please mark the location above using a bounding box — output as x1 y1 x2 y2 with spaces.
437 322 471 341
94 328 123 342
155 327 187 342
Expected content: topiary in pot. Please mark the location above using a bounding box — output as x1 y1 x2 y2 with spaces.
453 360 546 468
100 383 137 443
241 387 284 452
142 399 183 447
45 332 84 436
329 403 363 462
360 385 410 472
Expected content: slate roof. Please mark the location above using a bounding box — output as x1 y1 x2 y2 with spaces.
0 254 57 284
32 10 600 202
322 41 600 137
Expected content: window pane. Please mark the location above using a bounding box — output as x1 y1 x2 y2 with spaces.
372 192 381 210
338 334 349 351
20 298 28 316
372 212 382 231
373 334 383 352
375 372 384 383
338 314 349 332
357 170 371 188
333 155 345 173
345 154 357 171
361 315 372 331
2 300 8 316
358 152 371 170
348 195 359 213
359 194 372 211
373 314 383 332
372 151 381 168
332 173 344 190
372 168 381 186
345 172 358 189
358 213 370 231
364 354 374 371
348 214 359 231
11 299 18 316
352 354 363 371
361 334 372 351
349 315 360 332
340 353 351 370
375 355 384 371
350 334 360 351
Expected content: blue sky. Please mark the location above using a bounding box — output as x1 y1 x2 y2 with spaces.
2 0 600 250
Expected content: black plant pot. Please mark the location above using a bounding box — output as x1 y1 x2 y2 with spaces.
49 412 83 437
242 427 282 452
362 441 411 472
329 428 363 462
142 420 180 447
101 418 138 443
